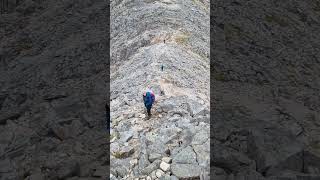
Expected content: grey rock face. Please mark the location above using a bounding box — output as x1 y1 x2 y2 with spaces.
212 0 320 179
149 153 162 162
119 130 134 142
171 163 202 179
141 159 161 175
0 0 109 179
56 160 79 179
110 0 210 179
28 172 45 180
213 142 256 172
172 146 197 164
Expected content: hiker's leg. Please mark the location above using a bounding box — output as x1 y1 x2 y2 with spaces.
144 103 147 112
147 106 151 116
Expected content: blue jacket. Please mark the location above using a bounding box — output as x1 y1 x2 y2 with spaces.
143 91 155 108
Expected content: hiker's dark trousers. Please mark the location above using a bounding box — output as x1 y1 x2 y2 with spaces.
146 104 152 116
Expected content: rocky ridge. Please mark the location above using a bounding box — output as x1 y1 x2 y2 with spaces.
111 0 210 179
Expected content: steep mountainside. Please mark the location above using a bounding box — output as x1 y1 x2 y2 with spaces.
111 0 210 179
2 0 320 180
212 0 320 179
0 0 109 179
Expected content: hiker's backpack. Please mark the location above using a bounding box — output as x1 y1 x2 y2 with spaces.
144 91 155 107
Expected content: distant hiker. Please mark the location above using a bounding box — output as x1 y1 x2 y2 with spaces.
161 65 164 71
143 89 155 117
164 39 165 43
160 89 165 96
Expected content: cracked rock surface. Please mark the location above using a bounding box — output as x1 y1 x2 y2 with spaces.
0 0 108 179
111 0 210 179
212 0 320 179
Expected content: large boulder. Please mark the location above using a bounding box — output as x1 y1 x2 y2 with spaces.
212 142 256 172
172 146 197 164
171 163 202 179
247 129 304 174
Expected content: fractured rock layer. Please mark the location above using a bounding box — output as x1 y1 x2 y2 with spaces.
0 0 109 179
212 0 320 179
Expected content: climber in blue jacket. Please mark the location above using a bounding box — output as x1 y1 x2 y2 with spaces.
143 89 155 117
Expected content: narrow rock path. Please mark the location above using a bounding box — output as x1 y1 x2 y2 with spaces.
110 42 210 179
